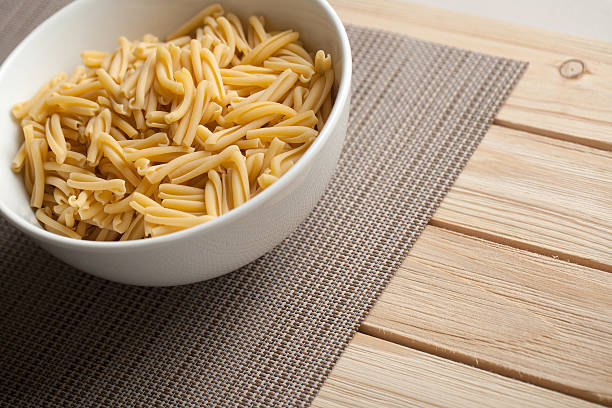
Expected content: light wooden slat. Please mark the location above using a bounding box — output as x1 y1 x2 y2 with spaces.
313 333 599 408
431 125 612 270
334 0 612 63
360 226 612 404
330 0 612 149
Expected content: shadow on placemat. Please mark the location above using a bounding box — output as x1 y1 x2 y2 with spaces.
0 21 527 408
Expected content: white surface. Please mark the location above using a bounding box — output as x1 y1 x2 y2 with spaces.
408 0 612 42
0 0 352 286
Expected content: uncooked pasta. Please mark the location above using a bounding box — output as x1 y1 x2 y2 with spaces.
10 3 334 241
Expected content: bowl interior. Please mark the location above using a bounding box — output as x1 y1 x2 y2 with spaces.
0 0 349 244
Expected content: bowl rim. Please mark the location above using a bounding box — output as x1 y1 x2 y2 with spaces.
0 0 352 251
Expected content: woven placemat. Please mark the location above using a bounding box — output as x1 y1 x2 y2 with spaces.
0 2 527 407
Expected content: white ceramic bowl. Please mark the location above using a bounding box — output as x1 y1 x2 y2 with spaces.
0 0 351 286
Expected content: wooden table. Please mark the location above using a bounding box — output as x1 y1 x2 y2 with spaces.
313 1 612 406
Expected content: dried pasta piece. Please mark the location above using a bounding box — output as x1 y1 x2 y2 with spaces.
180 80 214 147
246 126 317 143
67 173 126 196
155 46 184 95
24 126 46 208
242 30 299 66
165 68 194 123
257 172 278 190
11 142 27 172
35 208 82 239
45 114 68 164
166 3 224 41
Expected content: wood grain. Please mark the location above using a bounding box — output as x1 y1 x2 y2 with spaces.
313 333 600 407
330 0 612 149
323 2 612 405
431 125 612 270
360 226 612 404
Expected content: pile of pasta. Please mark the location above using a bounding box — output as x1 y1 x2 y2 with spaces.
10 3 334 241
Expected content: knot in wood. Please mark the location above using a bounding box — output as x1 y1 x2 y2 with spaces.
559 59 584 79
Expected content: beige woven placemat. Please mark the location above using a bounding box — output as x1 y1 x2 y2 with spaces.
0 1 527 407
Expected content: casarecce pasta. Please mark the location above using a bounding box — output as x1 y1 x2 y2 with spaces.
11 3 334 241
